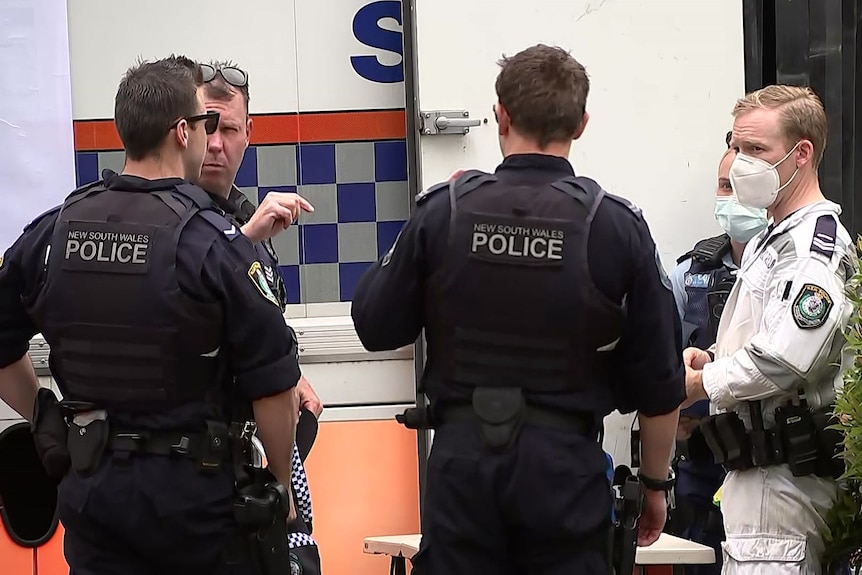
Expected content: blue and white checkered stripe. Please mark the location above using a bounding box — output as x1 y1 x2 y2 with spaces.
289 443 317 549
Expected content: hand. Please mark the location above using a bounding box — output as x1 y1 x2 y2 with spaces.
680 364 708 410
637 490 667 547
296 375 323 418
241 193 314 243
683 347 712 370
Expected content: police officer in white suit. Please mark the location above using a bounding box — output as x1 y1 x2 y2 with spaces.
682 85 858 575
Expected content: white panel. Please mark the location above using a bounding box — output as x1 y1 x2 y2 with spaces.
301 359 415 406
294 0 405 112
319 403 414 422
413 0 746 269
67 0 299 118
1 0 75 252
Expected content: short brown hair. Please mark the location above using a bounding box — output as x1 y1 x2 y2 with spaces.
114 55 203 161
495 44 589 148
732 85 827 168
203 60 250 114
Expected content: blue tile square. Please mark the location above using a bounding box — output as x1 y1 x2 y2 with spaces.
339 262 374 301
299 144 336 185
236 147 258 187
279 265 300 305
76 152 99 187
337 183 376 223
301 223 338 264
258 186 298 204
374 140 408 182
376 220 406 258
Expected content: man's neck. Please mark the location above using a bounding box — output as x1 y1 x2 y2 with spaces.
122 157 184 181
210 183 233 200
729 240 746 267
503 135 572 159
769 170 825 223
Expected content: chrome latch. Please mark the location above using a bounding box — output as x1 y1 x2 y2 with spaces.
419 110 483 135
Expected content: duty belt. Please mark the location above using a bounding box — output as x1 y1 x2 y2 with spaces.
108 421 233 471
437 403 595 437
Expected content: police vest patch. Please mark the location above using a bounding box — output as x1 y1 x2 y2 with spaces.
468 213 565 266
792 283 833 329
248 261 281 307
61 221 153 275
684 272 711 289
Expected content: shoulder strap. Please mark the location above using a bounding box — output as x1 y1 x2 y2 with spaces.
415 169 495 205
551 176 606 223
168 184 242 242
810 214 837 260
23 205 63 233
690 234 731 266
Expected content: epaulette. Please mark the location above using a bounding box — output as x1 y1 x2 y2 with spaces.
173 183 241 242
689 234 731 266
810 214 837 260
603 191 643 219
414 169 492 205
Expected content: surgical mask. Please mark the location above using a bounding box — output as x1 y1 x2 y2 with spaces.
728 142 801 209
714 196 768 243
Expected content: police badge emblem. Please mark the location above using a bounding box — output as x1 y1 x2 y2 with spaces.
792 283 833 329
248 261 281 307
289 552 303 575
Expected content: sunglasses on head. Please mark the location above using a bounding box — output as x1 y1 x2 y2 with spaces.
170 110 221 135
200 64 248 88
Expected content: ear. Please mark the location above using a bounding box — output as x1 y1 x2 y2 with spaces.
174 119 189 150
496 102 510 137
573 111 590 141
245 116 253 149
796 139 815 168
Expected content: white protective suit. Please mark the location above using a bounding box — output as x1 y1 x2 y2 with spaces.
701 200 857 574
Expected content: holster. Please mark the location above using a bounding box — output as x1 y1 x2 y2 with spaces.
233 473 292 575
611 466 643 575
471 387 526 452
30 388 71 481
62 401 109 478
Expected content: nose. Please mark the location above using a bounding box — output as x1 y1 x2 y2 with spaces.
207 131 223 153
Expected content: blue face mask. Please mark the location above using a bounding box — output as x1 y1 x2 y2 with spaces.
714 196 768 243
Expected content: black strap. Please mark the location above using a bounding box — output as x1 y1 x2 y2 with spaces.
438 404 595 436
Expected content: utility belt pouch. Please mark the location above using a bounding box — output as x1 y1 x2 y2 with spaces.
774 404 819 477
199 420 230 474
812 408 844 479
699 412 751 471
471 387 526 452
64 403 109 477
31 388 72 480
681 426 714 464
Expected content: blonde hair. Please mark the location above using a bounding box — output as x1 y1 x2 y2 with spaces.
732 85 827 168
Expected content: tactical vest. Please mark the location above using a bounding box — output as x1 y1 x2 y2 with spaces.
27 180 231 413
677 234 737 351
424 170 625 397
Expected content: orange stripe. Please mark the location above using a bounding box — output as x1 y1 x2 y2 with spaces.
73 109 407 152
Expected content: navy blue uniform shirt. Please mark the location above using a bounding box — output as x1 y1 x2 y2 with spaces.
352 153 685 418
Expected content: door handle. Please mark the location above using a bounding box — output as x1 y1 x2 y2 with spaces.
420 110 485 135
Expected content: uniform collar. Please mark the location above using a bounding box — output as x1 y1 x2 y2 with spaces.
103 171 185 192
752 200 841 248
495 153 575 176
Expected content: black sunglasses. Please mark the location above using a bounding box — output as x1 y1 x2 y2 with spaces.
200 64 248 88
170 110 220 135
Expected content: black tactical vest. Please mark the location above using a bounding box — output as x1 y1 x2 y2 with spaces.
424 170 625 396
27 181 230 413
676 234 737 350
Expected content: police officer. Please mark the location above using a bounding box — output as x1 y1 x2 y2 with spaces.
667 142 768 575
350 44 684 574
196 60 322 575
0 55 303 574
683 85 856 575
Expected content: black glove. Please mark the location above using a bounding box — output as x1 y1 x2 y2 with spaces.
30 388 71 481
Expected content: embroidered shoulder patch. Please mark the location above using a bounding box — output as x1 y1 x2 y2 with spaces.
792 283 833 329
248 261 280 307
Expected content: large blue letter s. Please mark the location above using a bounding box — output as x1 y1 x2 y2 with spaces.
350 1 404 84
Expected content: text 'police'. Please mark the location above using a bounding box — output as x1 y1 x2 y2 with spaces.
471 223 564 261
65 230 150 264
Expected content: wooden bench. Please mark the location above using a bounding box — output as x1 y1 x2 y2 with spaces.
363 532 715 574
